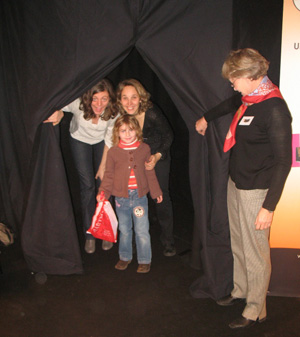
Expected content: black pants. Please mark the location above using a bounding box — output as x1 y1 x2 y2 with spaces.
153 156 174 246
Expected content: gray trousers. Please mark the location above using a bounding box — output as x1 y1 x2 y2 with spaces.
227 178 271 321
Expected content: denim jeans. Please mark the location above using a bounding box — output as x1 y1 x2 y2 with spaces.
115 190 151 264
70 136 104 239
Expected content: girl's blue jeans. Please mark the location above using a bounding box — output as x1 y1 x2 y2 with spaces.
115 189 152 264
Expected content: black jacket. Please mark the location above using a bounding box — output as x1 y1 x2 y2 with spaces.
142 105 173 160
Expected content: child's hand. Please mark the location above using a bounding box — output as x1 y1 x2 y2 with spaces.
156 195 163 203
96 191 105 202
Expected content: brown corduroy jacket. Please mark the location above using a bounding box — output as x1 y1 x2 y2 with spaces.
99 143 162 200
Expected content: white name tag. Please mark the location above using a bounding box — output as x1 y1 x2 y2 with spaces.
239 116 254 125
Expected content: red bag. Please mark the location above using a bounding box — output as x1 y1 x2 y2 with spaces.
87 200 118 243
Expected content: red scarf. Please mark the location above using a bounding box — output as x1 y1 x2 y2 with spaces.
223 81 283 152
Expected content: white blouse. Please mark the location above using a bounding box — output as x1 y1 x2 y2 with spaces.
63 98 118 147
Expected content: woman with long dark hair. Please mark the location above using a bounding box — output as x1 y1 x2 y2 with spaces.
45 79 118 254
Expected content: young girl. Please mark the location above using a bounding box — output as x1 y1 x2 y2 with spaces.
116 79 176 257
97 115 163 273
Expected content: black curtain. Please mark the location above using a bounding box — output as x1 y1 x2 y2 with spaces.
0 0 284 298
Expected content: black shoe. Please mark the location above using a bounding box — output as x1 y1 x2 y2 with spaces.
229 316 266 329
163 244 176 257
216 295 244 306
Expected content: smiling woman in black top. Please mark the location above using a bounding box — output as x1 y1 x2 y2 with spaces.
195 48 292 329
116 79 176 257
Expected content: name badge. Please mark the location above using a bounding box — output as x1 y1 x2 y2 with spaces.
239 116 254 125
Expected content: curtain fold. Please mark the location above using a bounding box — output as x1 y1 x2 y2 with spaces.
21 124 83 274
1 0 137 274
135 0 233 299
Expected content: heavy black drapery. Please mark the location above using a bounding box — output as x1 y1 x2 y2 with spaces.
0 0 283 298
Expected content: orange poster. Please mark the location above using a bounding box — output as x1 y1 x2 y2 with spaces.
270 0 300 248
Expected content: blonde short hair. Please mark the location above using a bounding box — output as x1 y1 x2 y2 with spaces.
222 48 269 80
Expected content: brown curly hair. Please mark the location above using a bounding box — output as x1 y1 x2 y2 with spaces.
112 115 143 146
80 79 117 121
116 79 153 115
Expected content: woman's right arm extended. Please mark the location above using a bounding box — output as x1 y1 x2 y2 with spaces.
195 94 241 135
43 110 64 126
43 98 81 125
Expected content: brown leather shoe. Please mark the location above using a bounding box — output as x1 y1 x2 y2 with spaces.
115 260 131 270
137 263 151 273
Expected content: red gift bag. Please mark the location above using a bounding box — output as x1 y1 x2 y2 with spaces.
87 200 118 243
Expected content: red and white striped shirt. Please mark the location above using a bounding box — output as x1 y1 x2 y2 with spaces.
118 139 140 189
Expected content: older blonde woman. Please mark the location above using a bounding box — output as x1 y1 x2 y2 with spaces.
196 48 292 329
